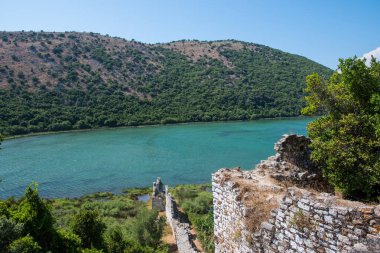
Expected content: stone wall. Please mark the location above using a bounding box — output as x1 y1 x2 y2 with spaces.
152 177 166 211
274 134 312 169
267 134 331 191
165 186 199 253
213 135 380 253
212 170 255 253
212 168 285 253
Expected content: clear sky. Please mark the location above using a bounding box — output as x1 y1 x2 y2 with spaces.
1 0 379 69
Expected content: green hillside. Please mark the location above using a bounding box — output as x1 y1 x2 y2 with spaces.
0 32 332 136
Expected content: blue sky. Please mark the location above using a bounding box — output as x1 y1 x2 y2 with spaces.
1 0 379 69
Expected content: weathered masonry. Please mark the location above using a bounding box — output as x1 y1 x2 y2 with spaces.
165 185 199 253
213 135 380 253
152 177 166 211
151 177 199 253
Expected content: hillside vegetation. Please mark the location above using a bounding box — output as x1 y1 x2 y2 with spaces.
0 31 332 136
0 184 168 252
0 182 215 253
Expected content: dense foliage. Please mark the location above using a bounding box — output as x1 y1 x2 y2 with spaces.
172 184 214 253
8 235 41 253
303 57 380 201
0 32 332 136
0 185 168 252
71 210 106 249
128 209 166 249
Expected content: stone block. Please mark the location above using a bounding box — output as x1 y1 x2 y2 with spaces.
324 248 337 253
290 240 298 249
305 248 316 253
335 207 349 216
300 198 310 205
374 205 380 218
297 202 311 211
324 215 334 224
328 208 338 217
284 197 293 205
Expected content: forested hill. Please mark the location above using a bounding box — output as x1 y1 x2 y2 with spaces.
0 31 332 136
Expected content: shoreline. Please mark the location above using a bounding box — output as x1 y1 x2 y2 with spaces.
0 183 212 201
3 115 314 141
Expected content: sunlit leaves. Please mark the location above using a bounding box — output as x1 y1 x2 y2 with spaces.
303 57 380 200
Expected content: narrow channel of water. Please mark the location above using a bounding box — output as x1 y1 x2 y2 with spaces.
0 118 313 198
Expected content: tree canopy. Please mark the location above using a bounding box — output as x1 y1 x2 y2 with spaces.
71 209 106 249
303 57 380 201
0 184 168 252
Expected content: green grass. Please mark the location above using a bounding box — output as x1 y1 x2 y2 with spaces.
51 189 150 235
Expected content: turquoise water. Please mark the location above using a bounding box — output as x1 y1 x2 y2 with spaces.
0 118 312 198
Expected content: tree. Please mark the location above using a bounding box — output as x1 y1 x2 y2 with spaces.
8 235 41 253
54 229 82 253
128 209 165 249
302 57 380 200
104 227 128 253
11 183 55 250
71 209 105 249
0 216 23 251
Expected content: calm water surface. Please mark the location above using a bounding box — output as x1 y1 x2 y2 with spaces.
0 118 312 198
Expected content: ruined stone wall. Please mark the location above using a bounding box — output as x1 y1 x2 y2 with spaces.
165 186 199 253
274 134 312 169
213 135 380 253
212 171 252 253
152 177 166 211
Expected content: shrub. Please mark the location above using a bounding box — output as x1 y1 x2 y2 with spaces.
182 192 212 215
54 229 82 253
172 186 198 204
11 183 55 251
104 227 127 253
193 211 214 253
71 209 106 249
0 216 23 250
303 57 380 200
8 235 41 253
128 209 165 248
